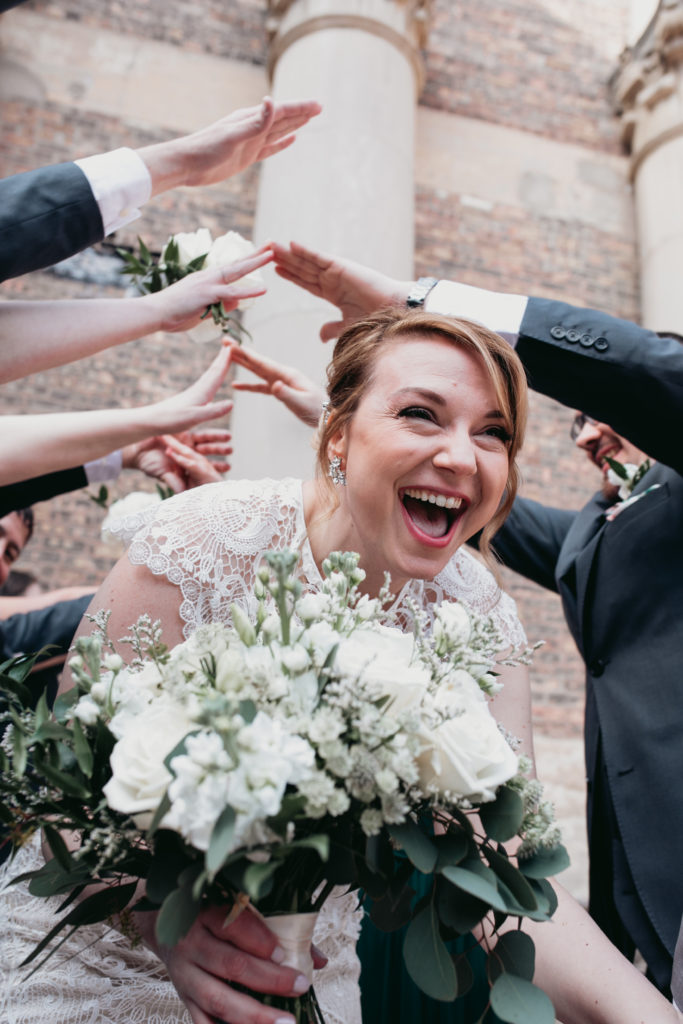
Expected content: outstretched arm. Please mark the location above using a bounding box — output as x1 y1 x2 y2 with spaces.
141 97 322 195
271 241 410 341
0 250 272 384
229 341 325 427
0 346 235 487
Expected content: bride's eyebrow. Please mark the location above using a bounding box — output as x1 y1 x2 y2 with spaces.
390 386 447 406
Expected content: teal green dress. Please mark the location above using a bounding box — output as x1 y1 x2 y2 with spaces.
358 873 494 1023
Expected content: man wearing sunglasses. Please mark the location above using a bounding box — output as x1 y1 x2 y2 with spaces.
264 241 683 999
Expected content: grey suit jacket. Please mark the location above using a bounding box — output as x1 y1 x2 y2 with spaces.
489 297 683 976
0 162 103 281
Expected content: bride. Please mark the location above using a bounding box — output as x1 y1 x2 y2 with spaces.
1 309 676 1024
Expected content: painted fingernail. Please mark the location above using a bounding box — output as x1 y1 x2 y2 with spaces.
271 944 286 964
292 973 311 994
274 1017 295 1024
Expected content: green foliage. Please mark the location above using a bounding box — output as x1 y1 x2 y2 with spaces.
489 973 555 1024
403 901 458 1001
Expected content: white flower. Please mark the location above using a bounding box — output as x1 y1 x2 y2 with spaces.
103 653 124 673
101 491 161 543
415 680 518 802
103 699 194 828
433 601 471 647
163 228 213 267
297 592 331 624
204 231 263 309
308 707 345 744
73 696 101 726
334 625 429 695
360 808 384 836
280 645 310 675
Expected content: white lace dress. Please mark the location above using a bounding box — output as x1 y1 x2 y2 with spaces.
0 478 526 1024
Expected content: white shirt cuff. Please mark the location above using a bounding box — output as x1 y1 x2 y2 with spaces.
84 451 123 484
75 148 152 236
426 280 528 345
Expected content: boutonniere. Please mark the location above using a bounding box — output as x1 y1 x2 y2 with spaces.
604 457 659 521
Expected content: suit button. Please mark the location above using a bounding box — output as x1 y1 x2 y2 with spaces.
594 337 609 351
589 658 607 677
565 329 581 343
579 333 594 347
550 325 566 339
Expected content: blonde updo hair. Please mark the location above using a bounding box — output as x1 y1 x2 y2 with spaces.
316 307 528 566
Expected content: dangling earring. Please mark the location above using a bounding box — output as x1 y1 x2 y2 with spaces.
329 455 347 486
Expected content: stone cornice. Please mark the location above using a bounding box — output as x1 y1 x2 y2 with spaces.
612 0 683 150
265 0 433 90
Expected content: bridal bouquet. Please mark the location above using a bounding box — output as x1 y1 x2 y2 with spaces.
0 551 566 1024
118 227 263 342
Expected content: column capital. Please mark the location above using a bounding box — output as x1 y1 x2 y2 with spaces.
612 0 683 170
265 0 434 91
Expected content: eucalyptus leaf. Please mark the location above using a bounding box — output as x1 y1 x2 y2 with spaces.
485 848 538 912
480 787 524 843
389 820 437 874
243 860 279 901
207 805 237 877
452 950 475 996
435 830 469 870
156 870 203 947
403 902 458 1001
440 864 509 914
436 875 489 932
488 931 536 983
147 791 172 839
71 717 94 777
517 844 570 880
43 825 76 872
489 973 555 1024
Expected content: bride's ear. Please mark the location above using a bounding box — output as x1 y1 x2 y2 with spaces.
326 421 348 468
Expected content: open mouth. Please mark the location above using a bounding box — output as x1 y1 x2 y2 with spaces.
400 487 466 544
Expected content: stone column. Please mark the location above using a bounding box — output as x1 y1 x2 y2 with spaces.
612 0 683 330
230 0 432 479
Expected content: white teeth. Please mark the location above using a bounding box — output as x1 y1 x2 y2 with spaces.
403 488 463 509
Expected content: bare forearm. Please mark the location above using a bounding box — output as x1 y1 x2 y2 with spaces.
0 297 163 383
525 883 676 1023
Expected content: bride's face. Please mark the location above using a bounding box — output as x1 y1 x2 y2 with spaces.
328 334 511 593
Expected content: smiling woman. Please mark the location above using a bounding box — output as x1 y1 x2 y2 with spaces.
311 309 528 593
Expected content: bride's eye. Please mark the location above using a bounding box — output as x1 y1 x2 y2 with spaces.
481 424 512 444
397 406 435 423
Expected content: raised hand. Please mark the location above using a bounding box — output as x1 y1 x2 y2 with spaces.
229 342 325 427
148 249 273 333
122 429 233 492
271 241 411 342
142 98 322 195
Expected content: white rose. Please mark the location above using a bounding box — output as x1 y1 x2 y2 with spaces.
103 700 194 828
204 231 263 309
433 601 471 647
163 228 213 268
334 625 430 695
415 680 518 801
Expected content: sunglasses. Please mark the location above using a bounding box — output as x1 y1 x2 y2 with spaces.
569 413 598 441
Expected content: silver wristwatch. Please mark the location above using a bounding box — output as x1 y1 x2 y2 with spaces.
406 276 439 308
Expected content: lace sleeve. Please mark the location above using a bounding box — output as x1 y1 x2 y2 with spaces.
428 548 527 650
116 478 305 638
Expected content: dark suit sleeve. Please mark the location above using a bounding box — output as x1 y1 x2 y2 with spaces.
0 163 104 282
0 466 88 516
517 297 683 473
472 496 575 592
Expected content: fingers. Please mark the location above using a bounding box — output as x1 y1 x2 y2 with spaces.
231 381 272 395
319 319 345 343
218 249 273 284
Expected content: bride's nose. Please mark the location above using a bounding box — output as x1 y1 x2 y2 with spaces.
431 429 477 476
